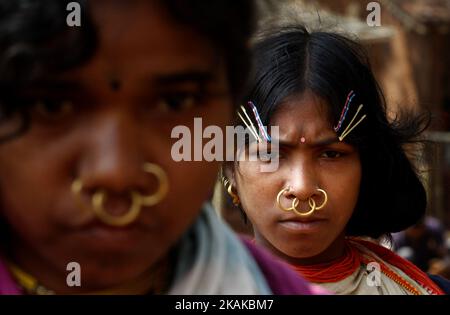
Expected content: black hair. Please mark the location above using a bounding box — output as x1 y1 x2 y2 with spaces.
232 25 429 239
0 0 255 142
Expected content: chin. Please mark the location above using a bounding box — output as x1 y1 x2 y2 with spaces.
77 259 151 289
283 241 331 261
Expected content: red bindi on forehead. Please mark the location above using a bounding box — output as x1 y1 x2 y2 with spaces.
270 98 335 148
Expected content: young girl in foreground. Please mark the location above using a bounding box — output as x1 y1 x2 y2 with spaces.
222 26 449 294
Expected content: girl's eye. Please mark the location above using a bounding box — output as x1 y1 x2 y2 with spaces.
33 100 74 120
156 92 200 113
257 150 280 162
321 151 342 158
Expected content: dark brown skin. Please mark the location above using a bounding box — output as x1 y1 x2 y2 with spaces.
0 1 232 293
233 91 362 266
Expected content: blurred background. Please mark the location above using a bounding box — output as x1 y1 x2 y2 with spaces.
215 0 450 278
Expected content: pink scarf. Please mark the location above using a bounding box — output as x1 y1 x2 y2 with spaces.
0 257 22 295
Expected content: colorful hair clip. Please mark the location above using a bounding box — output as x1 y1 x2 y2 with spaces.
238 106 261 143
338 104 366 141
237 102 272 143
334 91 367 141
334 90 355 132
248 101 271 142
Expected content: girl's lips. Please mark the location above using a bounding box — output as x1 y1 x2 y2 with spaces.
278 219 326 232
81 220 138 231
72 221 146 251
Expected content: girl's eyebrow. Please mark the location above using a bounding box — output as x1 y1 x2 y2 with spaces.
276 136 339 148
152 70 215 87
310 136 340 147
26 79 85 92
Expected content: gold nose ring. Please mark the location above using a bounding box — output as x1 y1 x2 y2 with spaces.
138 162 169 207
276 187 327 217
276 187 297 211
312 188 328 210
72 162 169 227
292 197 316 217
91 189 141 227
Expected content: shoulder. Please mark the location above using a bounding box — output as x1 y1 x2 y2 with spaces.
240 236 328 295
351 238 445 294
427 274 450 294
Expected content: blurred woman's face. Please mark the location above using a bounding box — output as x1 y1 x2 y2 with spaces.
0 1 231 291
235 92 361 265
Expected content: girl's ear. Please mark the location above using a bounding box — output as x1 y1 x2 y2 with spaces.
222 162 237 187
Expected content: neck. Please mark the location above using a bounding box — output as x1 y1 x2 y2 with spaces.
255 233 347 266
293 236 347 266
8 238 170 295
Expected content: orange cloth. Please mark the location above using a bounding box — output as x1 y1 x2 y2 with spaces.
290 238 444 295
290 241 360 283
